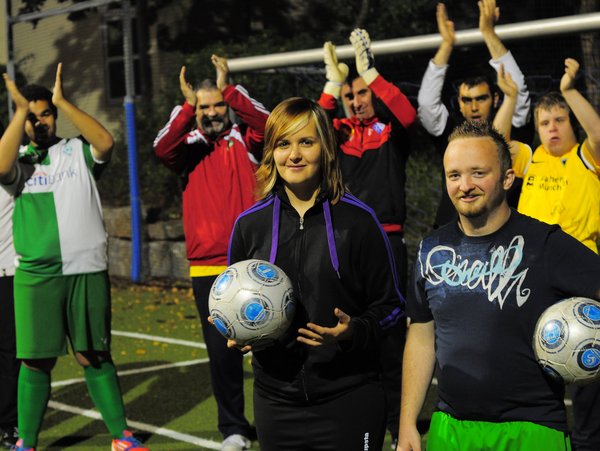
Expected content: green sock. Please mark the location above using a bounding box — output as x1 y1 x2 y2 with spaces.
18 365 51 448
84 362 128 438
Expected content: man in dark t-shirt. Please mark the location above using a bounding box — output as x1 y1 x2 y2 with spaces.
397 121 600 451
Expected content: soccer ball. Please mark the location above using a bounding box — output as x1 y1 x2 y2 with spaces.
533 297 600 385
208 259 296 348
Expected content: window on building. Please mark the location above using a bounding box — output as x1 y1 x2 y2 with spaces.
104 15 142 101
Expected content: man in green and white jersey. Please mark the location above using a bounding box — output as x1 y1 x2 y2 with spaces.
0 65 149 451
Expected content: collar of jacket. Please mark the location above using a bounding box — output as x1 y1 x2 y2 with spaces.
197 122 237 144
269 186 341 278
348 115 380 127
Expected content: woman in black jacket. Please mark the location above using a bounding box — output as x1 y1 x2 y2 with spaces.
227 97 404 451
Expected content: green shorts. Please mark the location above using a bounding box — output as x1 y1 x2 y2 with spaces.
427 411 571 451
14 270 112 359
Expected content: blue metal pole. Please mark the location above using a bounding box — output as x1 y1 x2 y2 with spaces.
122 0 141 282
124 97 142 282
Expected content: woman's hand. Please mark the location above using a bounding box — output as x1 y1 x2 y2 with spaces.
297 308 353 347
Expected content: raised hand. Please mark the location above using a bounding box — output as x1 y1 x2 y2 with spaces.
436 3 455 46
350 28 375 76
51 62 65 107
478 0 500 35
179 66 197 107
323 42 349 85
496 64 517 99
560 58 580 93
2 73 28 111
211 54 230 91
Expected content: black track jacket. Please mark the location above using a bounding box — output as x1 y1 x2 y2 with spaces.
228 188 404 403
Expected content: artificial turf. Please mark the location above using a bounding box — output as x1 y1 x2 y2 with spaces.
37 279 432 450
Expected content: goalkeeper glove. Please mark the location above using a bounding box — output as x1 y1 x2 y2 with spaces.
323 41 349 97
350 28 378 85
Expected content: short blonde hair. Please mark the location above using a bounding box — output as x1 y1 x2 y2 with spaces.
448 121 512 176
256 97 345 202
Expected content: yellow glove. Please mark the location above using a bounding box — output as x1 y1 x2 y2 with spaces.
323 41 349 97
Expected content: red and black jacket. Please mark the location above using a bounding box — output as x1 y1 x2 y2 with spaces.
319 75 417 233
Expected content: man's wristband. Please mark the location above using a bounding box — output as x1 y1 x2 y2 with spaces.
361 67 379 85
324 81 343 97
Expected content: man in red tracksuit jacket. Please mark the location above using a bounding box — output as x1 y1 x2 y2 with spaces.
318 29 416 447
153 55 269 451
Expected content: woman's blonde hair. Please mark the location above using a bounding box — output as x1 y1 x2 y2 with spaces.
256 97 345 202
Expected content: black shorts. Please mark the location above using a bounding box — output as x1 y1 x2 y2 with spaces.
254 380 386 451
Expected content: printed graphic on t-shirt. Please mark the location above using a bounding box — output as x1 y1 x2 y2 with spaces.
525 174 565 191
420 235 531 309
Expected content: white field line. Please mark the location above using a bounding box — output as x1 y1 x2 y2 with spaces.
111 330 207 349
51 328 211 388
50 329 574 447
47 400 223 450
51 358 209 388
48 331 254 448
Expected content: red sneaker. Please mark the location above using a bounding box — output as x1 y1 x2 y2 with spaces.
10 438 35 451
111 430 149 451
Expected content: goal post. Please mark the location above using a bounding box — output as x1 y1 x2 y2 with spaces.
227 12 600 73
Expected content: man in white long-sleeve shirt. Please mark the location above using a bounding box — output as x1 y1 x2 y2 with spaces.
0 173 19 450
418 1 531 228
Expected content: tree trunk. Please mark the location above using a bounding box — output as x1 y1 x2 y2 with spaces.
580 0 600 111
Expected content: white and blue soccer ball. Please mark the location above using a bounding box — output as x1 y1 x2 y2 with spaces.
533 297 600 385
209 259 296 348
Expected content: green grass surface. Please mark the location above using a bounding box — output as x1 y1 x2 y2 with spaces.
37 282 253 450
35 279 579 450
38 278 579 450
33 280 408 450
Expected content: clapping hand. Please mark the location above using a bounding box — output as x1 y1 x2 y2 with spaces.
179 66 197 107
211 55 230 91
2 73 28 111
560 58 580 93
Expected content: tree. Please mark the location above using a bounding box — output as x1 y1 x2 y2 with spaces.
580 0 600 111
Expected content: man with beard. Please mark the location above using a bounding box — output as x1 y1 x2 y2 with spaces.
418 0 531 228
397 121 600 451
318 28 415 448
494 57 600 451
153 54 268 451
0 65 148 451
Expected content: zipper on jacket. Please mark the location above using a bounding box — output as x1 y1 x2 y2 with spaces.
294 211 309 401
300 366 309 401
360 121 365 147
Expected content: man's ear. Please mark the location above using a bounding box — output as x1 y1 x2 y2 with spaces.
503 168 516 191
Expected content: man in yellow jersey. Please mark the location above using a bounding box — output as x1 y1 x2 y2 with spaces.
494 58 600 451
